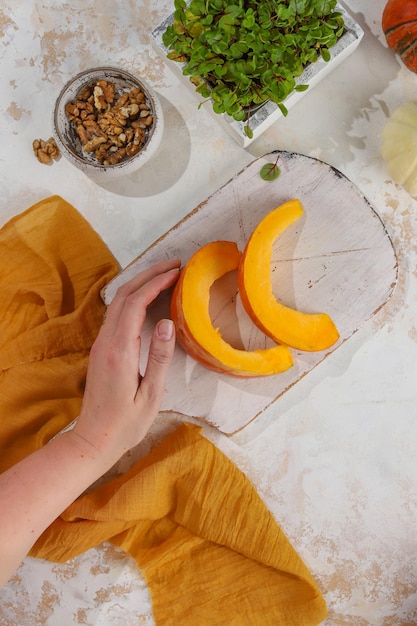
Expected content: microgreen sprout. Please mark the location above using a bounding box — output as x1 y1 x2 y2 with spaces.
260 153 281 181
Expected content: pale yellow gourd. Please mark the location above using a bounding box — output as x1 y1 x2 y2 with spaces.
381 101 417 197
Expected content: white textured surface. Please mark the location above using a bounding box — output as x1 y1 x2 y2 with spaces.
1 1 417 624
103 151 398 434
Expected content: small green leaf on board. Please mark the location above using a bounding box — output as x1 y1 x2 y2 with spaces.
260 162 281 181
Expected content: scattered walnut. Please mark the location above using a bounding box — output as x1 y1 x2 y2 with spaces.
32 137 61 165
64 78 153 166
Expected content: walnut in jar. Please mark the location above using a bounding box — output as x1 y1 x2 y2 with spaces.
64 78 154 166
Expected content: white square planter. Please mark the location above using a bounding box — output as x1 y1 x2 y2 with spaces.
151 4 364 147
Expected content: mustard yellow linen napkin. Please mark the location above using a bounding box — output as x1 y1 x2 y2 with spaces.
0 196 327 625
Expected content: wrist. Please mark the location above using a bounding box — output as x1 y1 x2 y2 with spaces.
67 420 125 474
56 427 117 479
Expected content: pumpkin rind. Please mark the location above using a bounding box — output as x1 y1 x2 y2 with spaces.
238 199 339 352
382 0 417 72
170 240 293 377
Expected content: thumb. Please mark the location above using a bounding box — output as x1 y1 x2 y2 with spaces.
137 319 176 411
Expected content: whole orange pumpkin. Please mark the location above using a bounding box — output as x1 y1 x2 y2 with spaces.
382 0 417 71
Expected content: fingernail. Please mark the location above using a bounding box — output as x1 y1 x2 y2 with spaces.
157 319 174 340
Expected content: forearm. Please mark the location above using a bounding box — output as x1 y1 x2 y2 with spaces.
0 261 179 589
0 429 113 588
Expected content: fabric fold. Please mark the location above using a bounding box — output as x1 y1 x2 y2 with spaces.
0 196 327 625
0 195 119 469
31 422 327 625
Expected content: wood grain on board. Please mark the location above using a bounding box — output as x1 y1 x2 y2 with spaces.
102 152 398 434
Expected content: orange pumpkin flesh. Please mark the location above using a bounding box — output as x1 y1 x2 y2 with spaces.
382 0 417 72
238 199 339 352
170 241 293 377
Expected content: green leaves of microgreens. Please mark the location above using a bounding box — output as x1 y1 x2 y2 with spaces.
163 0 344 138
260 154 281 181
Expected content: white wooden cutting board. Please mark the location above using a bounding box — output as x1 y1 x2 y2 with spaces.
102 152 398 435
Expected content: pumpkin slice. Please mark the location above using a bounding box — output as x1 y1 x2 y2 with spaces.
238 199 339 352
170 240 293 377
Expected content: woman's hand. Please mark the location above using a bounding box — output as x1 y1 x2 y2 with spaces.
0 258 181 588
71 258 181 467
0 260 180 587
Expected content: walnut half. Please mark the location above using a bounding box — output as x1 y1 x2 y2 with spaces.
32 137 61 165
